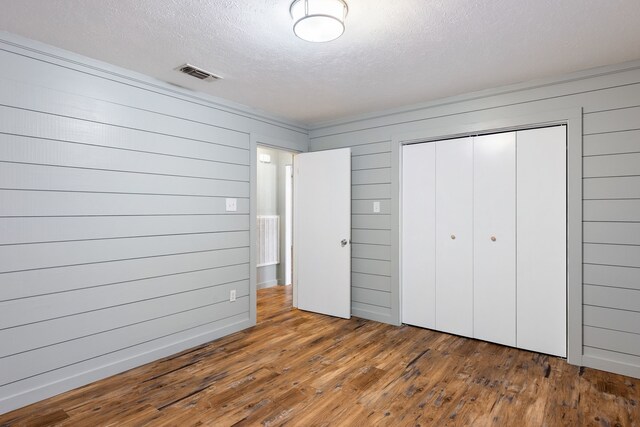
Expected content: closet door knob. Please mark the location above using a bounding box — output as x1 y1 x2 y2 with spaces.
491 236 497 242
450 234 456 240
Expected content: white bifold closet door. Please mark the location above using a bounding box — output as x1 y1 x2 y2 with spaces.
401 126 566 357
516 126 566 357
402 143 436 328
473 133 516 347
435 138 474 338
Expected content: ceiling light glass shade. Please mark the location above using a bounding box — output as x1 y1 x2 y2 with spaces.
290 0 348 43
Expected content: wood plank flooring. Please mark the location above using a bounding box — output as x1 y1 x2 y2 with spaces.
1 285 639 426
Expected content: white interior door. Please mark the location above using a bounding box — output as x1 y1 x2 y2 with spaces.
402 142 436 328
473 133 516 346
294 148 351 319
435 137 474 337
517 126 567 357
285 164 293 285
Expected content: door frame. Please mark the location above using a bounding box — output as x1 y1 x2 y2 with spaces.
285 164 294 286
250 134 304 325
392 107 583 366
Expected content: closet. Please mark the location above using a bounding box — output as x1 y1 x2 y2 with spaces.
401 126 566 357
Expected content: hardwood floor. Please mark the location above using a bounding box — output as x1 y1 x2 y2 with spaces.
1 286 639 426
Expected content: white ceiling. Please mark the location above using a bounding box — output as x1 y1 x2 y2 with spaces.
1 0 640 125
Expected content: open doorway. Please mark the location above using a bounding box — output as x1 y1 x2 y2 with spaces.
256 145 295 313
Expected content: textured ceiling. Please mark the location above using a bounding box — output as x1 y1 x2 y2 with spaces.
1 0 640 125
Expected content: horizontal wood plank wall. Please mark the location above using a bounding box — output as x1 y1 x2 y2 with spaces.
351 142 392 322
0 33 307 414
309 60 640 378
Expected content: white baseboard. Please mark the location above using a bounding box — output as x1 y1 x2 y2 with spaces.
582 354 640 379
257 279 279 289
351 307 397 326
0 317 253 415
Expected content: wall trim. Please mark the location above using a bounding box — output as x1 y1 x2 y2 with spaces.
0 31 309 135
392 107 583 365
257 280 280 289
5 30 639 138
582 355 640 380
311 60 640 133
352 308 394 325
250 134 305 325
0 317 252 415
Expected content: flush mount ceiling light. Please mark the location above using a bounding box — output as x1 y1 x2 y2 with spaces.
290 0 348 43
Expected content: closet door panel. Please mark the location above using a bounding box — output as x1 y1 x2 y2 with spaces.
402 143 436 328
473 133 516 346
516 126 567 357
435 138 473 337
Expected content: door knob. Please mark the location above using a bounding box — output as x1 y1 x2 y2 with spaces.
491 236 497 242
450 234 456 240
341 239 349 247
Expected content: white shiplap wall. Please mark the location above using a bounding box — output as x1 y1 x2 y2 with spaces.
2 29 640 414
310 60 640 379
0 33 307 414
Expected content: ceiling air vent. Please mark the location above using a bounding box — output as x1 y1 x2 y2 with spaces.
176 64 222 82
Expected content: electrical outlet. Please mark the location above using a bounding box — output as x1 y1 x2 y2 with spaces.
229 289 236 302
225 198 237 212
373 201 381 213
